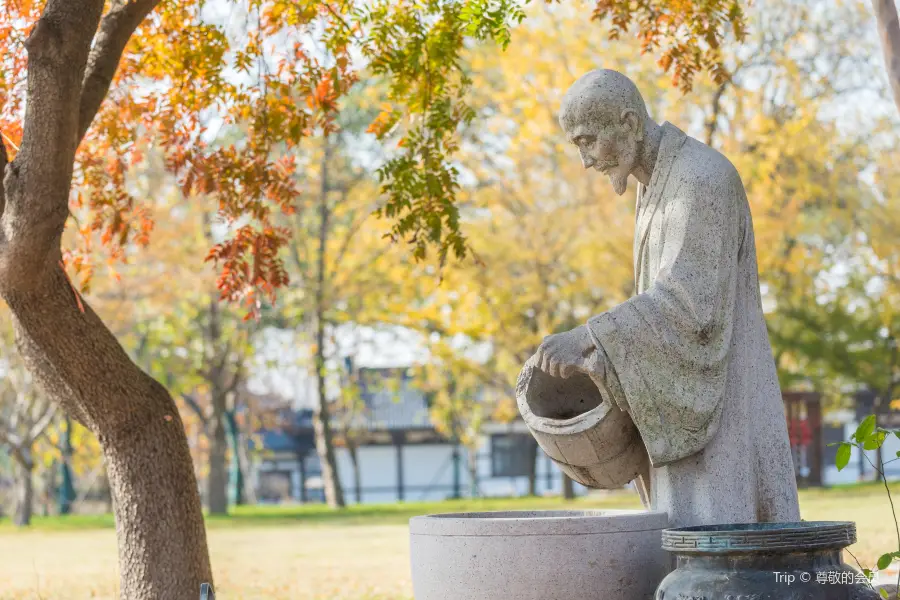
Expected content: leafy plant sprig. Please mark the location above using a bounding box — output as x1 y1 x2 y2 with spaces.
832 414 900 598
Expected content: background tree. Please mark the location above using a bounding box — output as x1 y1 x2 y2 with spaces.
0 323 57 526
274 99 414 508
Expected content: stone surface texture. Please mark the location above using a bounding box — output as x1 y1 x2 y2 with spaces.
409 509 669 600
527 69 801 528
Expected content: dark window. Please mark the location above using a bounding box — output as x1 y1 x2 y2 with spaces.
491 434 535 477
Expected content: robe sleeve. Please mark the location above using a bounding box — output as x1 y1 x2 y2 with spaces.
585 167 745 467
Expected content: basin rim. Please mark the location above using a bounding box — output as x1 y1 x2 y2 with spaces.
410 509 669 537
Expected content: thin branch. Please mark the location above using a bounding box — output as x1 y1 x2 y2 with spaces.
0 427 23 450
705 82 729 147
78 0 163 143
225 364 243 396
323 2 362 43
27 401 57 443
182 393 209 426
861 449 900 583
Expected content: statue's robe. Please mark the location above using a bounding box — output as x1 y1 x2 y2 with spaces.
586 122 801 528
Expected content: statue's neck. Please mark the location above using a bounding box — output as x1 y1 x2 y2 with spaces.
632 120 664 187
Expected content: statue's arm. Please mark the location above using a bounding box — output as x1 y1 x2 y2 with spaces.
582 169 746 464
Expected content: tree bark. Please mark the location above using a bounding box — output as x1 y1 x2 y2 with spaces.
12 454 34 527
872 0 900 116
5 271 213 598
313 137 345 509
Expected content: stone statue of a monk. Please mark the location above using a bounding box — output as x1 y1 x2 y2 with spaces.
534 69 801 528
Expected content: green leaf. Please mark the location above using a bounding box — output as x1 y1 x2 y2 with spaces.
856 415 876 443
864 431 888 451
880 588 889 599
836 443 852 471
864 568 873 578
878 552 894 570
895 431 900 441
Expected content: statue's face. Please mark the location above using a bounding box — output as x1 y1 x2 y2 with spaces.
562 110 639 196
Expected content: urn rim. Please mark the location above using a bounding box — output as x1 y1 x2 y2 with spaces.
661 521 857 554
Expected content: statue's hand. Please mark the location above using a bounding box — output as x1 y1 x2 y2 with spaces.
535 325 597 379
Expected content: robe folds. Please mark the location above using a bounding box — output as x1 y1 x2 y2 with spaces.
585 122 801 528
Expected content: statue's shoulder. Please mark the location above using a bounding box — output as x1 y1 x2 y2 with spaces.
673 133 743 195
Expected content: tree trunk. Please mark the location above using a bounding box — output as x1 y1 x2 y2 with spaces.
467 446 479 498
312 405 345 508
13 455 34 527
204 298 230 516
562 473 576 500
313 137 345 509
526 439 538 497
872 0 900 116
4 270 213 598
58 414 75 515
347 441 362 503
236 429 256 505
206 412 229 515
224 409 244 506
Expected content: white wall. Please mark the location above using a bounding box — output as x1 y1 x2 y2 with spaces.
326 435 588 504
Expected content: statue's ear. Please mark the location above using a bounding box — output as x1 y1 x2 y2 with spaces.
620 109 643 141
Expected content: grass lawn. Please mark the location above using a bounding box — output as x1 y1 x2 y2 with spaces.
0 484 896 599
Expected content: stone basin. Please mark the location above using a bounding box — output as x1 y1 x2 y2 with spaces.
409 509 669 600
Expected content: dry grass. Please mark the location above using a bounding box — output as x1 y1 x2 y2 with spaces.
0 524 413 600
0 485 896 600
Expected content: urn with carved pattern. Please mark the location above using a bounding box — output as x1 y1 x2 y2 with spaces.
655 522 880 600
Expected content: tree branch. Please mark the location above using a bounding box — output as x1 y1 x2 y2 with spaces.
0 427 24 451
182 393 209 427
78 0 162 143
0 0 105 292
27 401 58 443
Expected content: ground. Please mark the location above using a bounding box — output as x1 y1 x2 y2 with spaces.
0 484 896 599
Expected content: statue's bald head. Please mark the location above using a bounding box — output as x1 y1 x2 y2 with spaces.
559 69 649 138
558 70 657 196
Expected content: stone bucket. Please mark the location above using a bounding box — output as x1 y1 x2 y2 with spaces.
516 361 649 489
409 509 669 600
